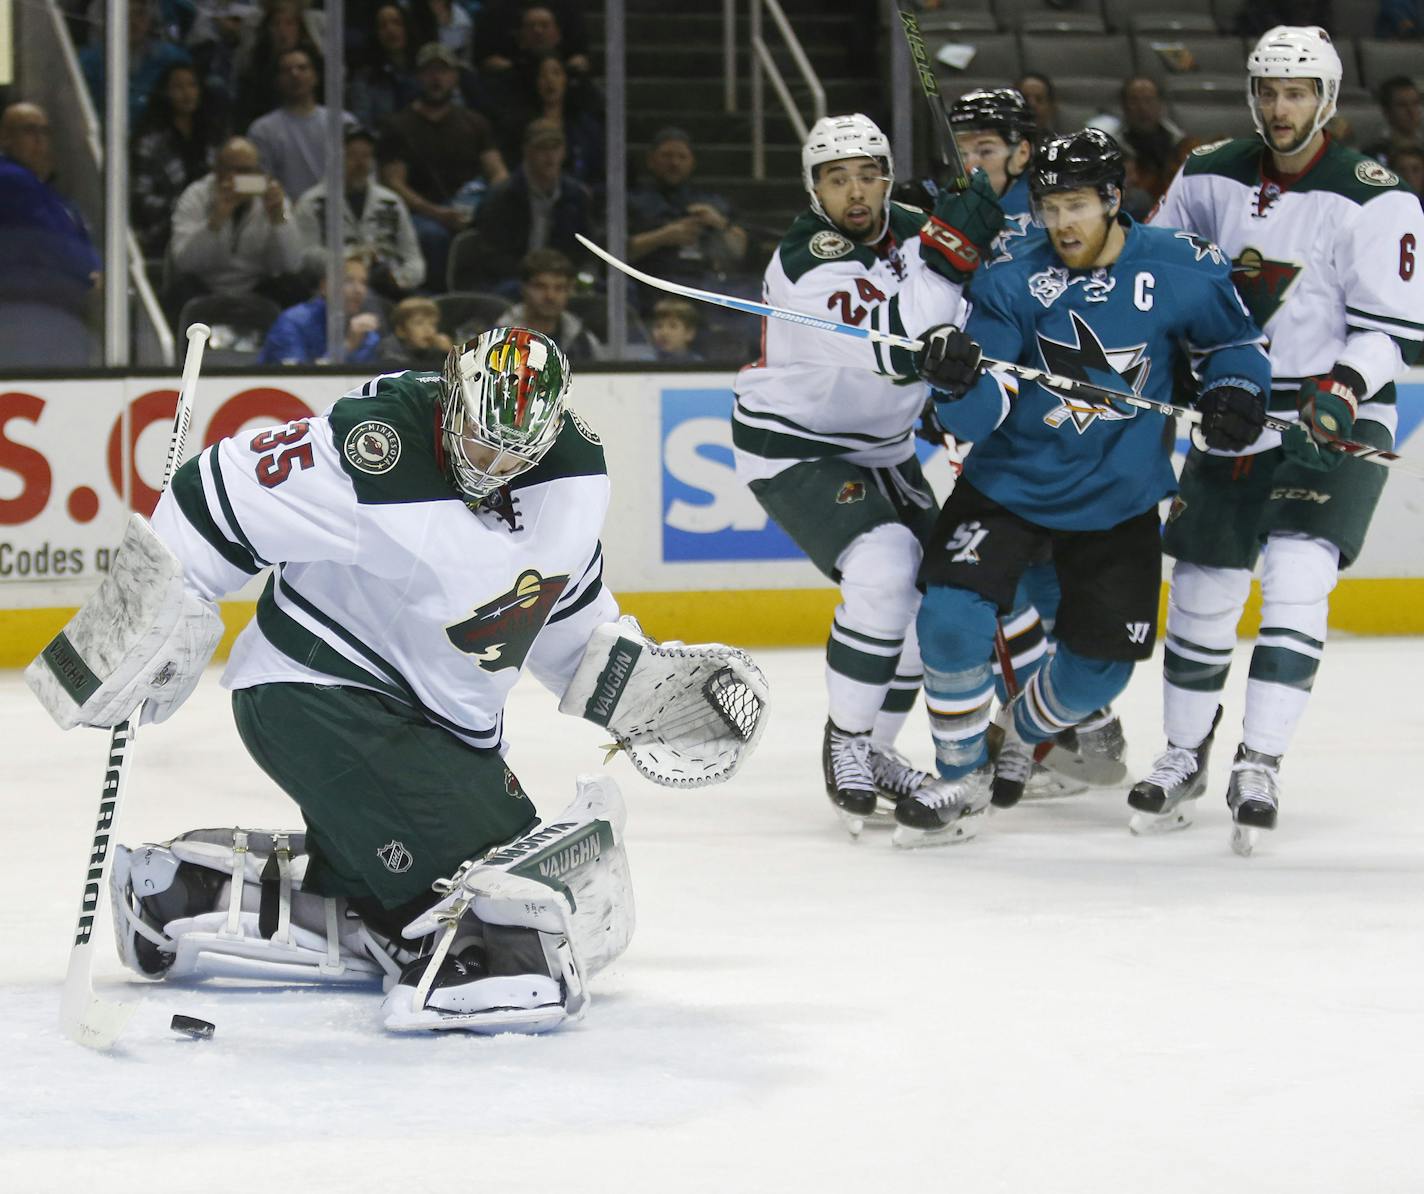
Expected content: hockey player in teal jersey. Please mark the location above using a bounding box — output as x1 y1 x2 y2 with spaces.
897 129 1272 846
1131 27 1424 853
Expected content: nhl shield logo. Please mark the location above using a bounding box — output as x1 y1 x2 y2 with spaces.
835 481 865 504
344 421 401 474
377 839 413 873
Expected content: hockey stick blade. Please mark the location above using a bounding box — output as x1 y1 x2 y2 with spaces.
579 234 1421 478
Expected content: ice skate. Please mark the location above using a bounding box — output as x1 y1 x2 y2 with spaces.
1227 744 1281 857
862 742 934 828
991 718 1035 808
1127 707 1221 835
823 720 878 837
1055 706 1128 786
891 765 990 848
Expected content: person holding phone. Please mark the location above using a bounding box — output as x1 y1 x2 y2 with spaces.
168 134 304 317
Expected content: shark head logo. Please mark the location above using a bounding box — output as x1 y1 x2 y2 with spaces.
1036 311 1150 434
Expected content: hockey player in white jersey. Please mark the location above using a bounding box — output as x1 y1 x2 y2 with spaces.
1134 26 1424 853
731 112 1004 835
27 327 767 1033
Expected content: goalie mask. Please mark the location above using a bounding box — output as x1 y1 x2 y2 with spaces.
441 327 571 502
802 113 894 234
1246 25 1341 154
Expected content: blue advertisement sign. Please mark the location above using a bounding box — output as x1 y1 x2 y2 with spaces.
660 387 803 562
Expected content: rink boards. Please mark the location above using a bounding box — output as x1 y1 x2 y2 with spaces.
1 367 1422 664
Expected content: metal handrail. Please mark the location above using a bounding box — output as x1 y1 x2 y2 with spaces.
750 0 826 180
43 0 174 368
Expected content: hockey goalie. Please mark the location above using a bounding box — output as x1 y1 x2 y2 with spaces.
27 326 768 1035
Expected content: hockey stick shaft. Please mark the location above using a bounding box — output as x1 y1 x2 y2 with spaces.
578 233 1420 477
61 323 210 1050
895 0 970 192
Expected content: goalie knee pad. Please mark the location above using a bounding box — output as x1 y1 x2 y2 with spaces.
384 774 634 1034
111 829 406 985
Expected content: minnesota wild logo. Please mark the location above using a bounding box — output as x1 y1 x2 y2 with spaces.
1230 247 1302 328
446 569 569 672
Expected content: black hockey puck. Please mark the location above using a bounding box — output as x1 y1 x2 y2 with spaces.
170 1014 215 1040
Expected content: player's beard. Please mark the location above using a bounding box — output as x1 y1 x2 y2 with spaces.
1051 218 1112 269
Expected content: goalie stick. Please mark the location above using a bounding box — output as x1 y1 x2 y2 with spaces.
58 322 210 1050
895 0 970 193
575 233 1422 478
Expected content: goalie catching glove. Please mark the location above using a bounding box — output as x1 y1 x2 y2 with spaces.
559 615 769 787
26 513 222 729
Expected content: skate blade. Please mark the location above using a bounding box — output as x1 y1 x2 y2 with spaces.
1230 823 1263 857
838 809 868 838
1021 769 1089 800
891 814 981 849
1129 799 1197 836
1041 745 1127 788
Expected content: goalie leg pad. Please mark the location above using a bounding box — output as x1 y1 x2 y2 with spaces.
26 513 222 729
384 775 634 1034
110 828 406 985
558 615 769 787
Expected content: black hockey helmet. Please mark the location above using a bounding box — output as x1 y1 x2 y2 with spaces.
1029 128 1126 202
949 88 1036 147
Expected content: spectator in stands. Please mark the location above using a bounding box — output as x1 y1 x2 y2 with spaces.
375 295 453 369
1016 73 1064 137
628 128 747 295
1116 77 1184 201
491 51 603 183
185 1 248 120
131 63 226 259
233 0 323 129
649 297 703 363
1393 145 1424 196
347 5 421 131
80 0 192 128
1376 0 1421 37
247 47 355 202
477 248 602 361
1366 76 1424 166
0 101 101 366
378 42 509 294
476 2 590 77
294 125 425 298
461 118 592 290
169 134 304 311
259 252 382 364
408 0 475 67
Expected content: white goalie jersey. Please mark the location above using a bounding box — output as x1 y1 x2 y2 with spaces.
1151 137 1424 447
731 202 968 482
149 370 618 751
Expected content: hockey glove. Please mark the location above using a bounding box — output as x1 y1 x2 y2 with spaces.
915 325 983 400
918 169 1004 284
1196 377 1266 452
1281 371 1361 472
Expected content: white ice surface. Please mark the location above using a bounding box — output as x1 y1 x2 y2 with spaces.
1 641 1421 1193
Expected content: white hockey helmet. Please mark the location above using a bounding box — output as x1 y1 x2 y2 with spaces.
440 326 570 501
802 113 894 226
1246 25 1342 151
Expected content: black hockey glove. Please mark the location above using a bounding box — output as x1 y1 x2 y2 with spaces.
918 170 1004 284
916 325 984 400
1196 378 1266 452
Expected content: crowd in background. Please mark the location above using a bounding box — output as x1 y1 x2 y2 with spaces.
0 0 1419 368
